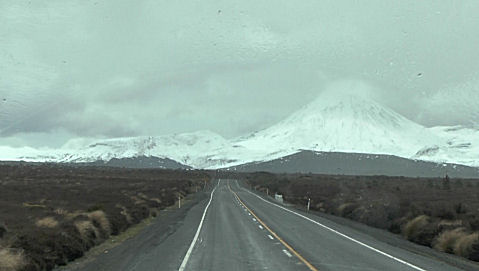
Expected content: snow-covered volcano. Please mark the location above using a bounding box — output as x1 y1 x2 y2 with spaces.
234 82 434 157
201 81 479 168
2 81 478 169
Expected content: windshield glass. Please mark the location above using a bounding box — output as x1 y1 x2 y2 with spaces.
1 2 479 271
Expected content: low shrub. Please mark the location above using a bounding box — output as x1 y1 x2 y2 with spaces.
0 247 26 271
337 203 360 217
434 228 467 253
35 217 59 228
454 232 479 259
404 215 439 246
0 163 207 271
88 211 111 238
244 172 479 262
403 215 429 240
74 220 99 244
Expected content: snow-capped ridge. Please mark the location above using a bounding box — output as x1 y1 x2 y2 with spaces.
2 81 478 169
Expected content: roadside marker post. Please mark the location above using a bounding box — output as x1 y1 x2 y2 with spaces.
307 198 311 212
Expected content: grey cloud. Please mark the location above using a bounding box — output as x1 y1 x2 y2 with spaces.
1 0 479 147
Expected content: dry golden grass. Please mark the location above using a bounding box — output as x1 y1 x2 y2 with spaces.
22 202 46 208
337 203 349 213
0 161 207 270
434 228 467 253
130 196 146 205
119 206 133 224
337 203 357 216
454 232 479 257
137 192 149 200
35 217 59 228
438 220 463 227
0 248 26 271
65 210 83 220
150 198 162 204
88 210 111 236
74 220 99 240
403 215 429 240
53 208 69 216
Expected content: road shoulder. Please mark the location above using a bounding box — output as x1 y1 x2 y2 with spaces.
56 191 208 271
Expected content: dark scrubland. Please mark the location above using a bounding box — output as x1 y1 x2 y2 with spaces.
243 172 479 262
0 163 209 271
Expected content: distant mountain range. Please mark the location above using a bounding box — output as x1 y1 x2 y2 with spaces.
2 82 478 176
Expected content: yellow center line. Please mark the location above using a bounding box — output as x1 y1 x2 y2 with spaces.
228 184 319 271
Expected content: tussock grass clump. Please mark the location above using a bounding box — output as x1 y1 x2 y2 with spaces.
150 198 162 204
74 220 99 241
434 228 467 253
0 163 205 271
88 210 111 237
0 247 26 271
118 205 133 224
130 196 146 205
403 215 430 240
438 220 463 228
246 172 479 262
454 232 479 258
35 217 58 228
53 208 69 216
337 203 359 217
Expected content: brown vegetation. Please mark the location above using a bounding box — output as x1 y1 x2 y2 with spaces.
0 247 26 271
0 163 209 271
434 227 467 253
244 172 479 262
34 217 58 229
454 232 479 258
88 210 111 237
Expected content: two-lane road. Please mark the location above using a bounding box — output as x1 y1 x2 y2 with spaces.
180 180 308 271
70 179 476 271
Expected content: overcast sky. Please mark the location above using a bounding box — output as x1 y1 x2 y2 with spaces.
1 0 479 148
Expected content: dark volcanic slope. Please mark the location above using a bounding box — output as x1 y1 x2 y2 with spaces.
227 150 479 178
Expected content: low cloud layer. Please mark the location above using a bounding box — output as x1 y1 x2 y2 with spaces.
1 1 479 147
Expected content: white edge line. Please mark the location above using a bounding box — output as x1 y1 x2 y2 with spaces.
282 249 293 258
241 184 428 271
268 234 274 240
178 181 218 271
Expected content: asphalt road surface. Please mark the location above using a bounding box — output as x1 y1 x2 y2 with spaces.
67 179 478 271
